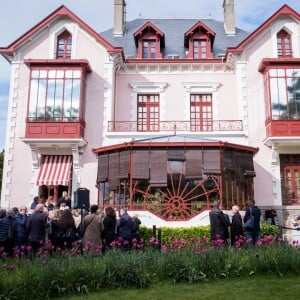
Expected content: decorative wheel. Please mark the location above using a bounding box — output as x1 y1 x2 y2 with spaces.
133 173 220 220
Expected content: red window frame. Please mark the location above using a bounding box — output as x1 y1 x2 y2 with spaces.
142 40 157 58
265 67 300 120
57 31 72 59
193 39 207 59
190 94 212 131
280 154 300 205
137 94 160 131
277 30 292 58
27 68 83 122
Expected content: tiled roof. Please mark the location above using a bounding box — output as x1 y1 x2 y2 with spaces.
100 18 250 59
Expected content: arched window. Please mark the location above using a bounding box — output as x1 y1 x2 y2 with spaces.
277 29 292 58
56 31 72 59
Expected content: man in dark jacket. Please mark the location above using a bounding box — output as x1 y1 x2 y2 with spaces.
230 205 244 246
14 205 28 253
0 209 15 256
243 199 261 246
209 200 230 244
27 203 48 256
117 208 133 250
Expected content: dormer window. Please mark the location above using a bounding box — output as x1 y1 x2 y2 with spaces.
277 29 292 58
56 31 72 59
185 22 215 59
134 22 165 59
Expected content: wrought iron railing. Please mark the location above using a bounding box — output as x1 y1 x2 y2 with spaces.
108 120 243 132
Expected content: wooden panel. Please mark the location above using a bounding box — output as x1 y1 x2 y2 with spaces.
203 150 220 174
25 122 84 138
168 148 185 161
267 120 300 136
97 154 108 183
132 150 149 179
108 152 119 191
185 149 202 179
150 150 167 185
119 150 130 179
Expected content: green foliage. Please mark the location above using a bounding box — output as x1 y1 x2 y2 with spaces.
141 223 280 245
140 225 211 244
1 239 300 299
0 225 295 300
260 222 280 236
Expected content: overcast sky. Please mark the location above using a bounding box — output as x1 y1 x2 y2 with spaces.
1 0 300 150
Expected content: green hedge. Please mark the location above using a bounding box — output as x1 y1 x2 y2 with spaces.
140 223 280 244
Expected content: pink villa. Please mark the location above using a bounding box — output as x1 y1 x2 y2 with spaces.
1 1 300 231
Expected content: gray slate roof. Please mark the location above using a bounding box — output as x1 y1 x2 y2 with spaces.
100 18 250 59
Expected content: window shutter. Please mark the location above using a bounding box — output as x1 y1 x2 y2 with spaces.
168 148 185 161
150 150 167 186
108 152 119 191
118 150 130 179
203 150 221 175
185 149 202 179
132 150 149 179
97 154 108 183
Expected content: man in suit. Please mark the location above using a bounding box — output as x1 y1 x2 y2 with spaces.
27 203 48 256
209 200 230 245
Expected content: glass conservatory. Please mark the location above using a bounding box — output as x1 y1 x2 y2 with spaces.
93 135 258 221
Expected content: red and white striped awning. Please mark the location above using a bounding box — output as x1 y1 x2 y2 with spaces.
36 155 72 186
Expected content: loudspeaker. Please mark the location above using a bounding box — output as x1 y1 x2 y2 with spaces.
74 188 90 210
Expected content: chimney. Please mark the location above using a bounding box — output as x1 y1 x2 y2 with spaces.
223 0 236 35
114 0 126 36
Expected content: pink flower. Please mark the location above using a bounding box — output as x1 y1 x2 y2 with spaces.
2 263 7 269
9 265 16 271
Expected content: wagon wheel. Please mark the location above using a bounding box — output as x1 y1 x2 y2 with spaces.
133 174 220 220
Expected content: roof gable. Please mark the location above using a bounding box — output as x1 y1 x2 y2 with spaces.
185 21 215 37
0 5 121 57
134 21 164 38
134 21 165 47
184 21 215 47
228 4 300 53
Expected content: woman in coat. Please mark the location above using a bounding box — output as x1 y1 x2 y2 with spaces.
83 205 104 255
56 209 77 250
102 206 117 252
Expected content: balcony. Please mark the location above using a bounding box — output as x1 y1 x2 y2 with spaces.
108 120 243 132
266 120 300 137
25 118 85 139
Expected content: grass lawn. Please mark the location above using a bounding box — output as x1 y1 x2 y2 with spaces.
60 275 300 300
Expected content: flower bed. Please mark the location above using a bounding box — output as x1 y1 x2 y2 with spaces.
1 225 299 299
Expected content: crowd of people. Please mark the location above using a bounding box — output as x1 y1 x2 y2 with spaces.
0 194 142 257
209 199 262 247
1 193 285 256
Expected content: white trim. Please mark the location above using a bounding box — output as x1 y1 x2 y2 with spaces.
129 82 167 93
183 82 221 93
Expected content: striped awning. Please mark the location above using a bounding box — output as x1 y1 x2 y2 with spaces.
36 155 72 186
